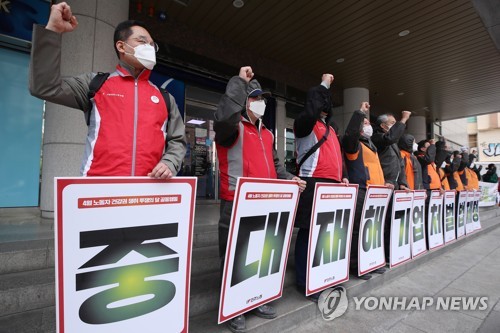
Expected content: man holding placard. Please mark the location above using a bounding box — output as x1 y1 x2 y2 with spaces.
342 102 389 279
214 66 305 333
292 73 349 302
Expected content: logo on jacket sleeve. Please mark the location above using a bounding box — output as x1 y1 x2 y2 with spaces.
151 95 160 104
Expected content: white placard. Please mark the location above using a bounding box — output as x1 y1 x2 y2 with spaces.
358 186 392 276
473 190 482 231
55 177 197 333
427 190 444 250
306 184 358 295
443 190 456 244
465 191 475 234
456 191 467 239
219 178 300 323
411 190 427 258
390 191 414 268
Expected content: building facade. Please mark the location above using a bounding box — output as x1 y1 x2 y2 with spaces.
0 0 483 212
468 113 500 164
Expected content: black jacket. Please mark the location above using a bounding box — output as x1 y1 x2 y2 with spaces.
293 84 347 179
445 155 462 189
398 134 423 190
372 123 408 188
415 144 438 190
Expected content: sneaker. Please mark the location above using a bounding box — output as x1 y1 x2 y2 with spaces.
252 304 277 319
228 315 246 333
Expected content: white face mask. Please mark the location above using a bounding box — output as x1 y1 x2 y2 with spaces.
249 100 266 118
412 142 418 152
125 43 156 70
362 125 373 138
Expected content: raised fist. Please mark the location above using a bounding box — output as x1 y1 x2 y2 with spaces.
401 110 411 120
239 66 254 83
46 2 78 33
360 102 370 113
321 74 334 85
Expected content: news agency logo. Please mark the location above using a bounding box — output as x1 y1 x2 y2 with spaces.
353 296 488 311
318 291 489 322
317 286 348 321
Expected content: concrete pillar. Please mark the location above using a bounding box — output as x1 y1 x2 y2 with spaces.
342 87 369 133
331 106 344 134
40 0 128 218
275 97 287 165
407 116 427 142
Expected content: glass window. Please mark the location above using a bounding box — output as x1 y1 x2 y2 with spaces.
183 101 218 200
0 48 44 207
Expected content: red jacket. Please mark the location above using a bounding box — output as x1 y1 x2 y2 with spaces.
83 66 168 176
217 119 278 201
214 76 293 201
295 120 342 180
29 24 186 177
293 84 343 181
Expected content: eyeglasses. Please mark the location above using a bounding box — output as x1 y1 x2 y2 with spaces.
251 96 267 103
127 37 159 52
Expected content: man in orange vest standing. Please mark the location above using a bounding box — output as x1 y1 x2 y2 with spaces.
342 102 389 280
415 139 443 194
398 133 424 190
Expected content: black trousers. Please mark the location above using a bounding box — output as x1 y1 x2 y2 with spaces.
294 177 341 288
218 199 233 286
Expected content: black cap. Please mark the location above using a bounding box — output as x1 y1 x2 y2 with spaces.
246 79 271 99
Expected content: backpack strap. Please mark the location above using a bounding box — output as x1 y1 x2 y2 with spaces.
159 88 172 134
87 72 110 126
296 123 330 175
159 88 172 114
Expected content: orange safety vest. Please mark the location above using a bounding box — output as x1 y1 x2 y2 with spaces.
438 168 450 190
453 172 464 191
465 168 479 190
428 163 442 190
346 143 386 186
401 150 415 190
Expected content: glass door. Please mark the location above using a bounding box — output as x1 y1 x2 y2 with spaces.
183 100 218 200
0 48 44 207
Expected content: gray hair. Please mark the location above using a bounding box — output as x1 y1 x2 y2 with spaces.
376 113 394 125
